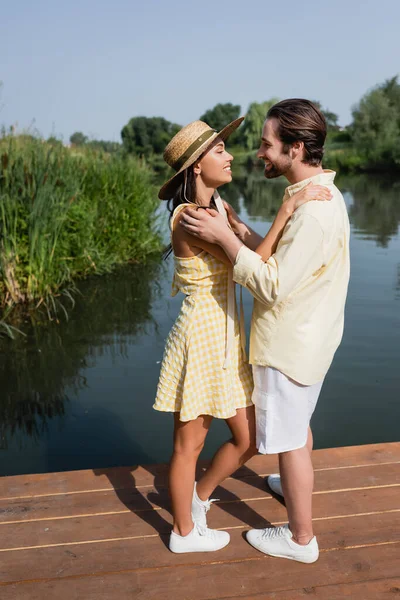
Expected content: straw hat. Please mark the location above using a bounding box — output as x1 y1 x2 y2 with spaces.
158 117 244 200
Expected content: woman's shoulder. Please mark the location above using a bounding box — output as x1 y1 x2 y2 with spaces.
170 203 195 230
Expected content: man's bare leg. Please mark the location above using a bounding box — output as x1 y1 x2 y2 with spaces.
279 441 314 545
306 426 313 455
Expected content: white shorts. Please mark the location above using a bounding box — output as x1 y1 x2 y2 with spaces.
252 366 324 455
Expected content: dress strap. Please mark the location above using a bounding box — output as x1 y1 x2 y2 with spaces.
170 203 194 232
213 192 247 368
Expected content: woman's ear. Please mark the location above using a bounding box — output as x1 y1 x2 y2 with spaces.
193 160 201 175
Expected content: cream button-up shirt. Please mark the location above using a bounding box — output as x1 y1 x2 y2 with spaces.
233 170 350 385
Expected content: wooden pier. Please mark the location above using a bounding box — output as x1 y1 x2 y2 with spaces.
0 442 399 599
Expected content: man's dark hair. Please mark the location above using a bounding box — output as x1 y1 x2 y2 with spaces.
267 99 327 166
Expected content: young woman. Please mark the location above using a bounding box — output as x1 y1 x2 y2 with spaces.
153 117 332 554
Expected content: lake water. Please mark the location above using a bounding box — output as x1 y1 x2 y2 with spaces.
0 171 399 476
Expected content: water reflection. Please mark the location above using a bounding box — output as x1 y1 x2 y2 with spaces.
230 168 400 249
1 170 399 471
340 175 400 247
0 261 161 448
235 167 285 219
219 180 242 213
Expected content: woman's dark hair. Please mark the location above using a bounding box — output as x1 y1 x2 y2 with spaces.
267 99 327 166
162 165 216 260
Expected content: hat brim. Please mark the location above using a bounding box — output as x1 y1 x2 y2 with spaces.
158 116 244 200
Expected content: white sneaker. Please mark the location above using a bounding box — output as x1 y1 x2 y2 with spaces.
246 524 319 563
169 523 230 553
191 482 218 527
266 474 283 497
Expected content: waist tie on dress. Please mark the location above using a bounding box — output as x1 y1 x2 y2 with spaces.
213 192 247 369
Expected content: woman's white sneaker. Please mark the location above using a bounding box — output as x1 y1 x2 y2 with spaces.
169 523 230 553
246 524 319 563
191 482 218 527
266 474 283 497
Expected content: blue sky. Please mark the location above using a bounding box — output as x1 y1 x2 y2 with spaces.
1 0 399 142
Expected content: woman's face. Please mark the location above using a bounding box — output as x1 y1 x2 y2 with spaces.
195 138 233 188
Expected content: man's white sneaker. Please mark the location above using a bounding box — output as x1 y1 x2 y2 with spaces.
191 482 218 527
169 523 230 553
266 474 283 497
246 524 319 563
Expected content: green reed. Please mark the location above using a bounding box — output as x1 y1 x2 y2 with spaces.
0 136 162 329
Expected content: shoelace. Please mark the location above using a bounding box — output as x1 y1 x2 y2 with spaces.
261 526 289 541
195 523 217 540
201 497 219 514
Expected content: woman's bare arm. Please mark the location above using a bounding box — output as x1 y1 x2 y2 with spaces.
172 208 232 266
223 183 332 261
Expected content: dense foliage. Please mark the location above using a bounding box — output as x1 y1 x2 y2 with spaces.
0 136 162 324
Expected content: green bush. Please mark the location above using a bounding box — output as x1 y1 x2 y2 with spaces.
324 147 365 173
0 136 162 320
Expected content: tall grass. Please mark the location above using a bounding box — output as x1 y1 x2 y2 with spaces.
0 135 162 328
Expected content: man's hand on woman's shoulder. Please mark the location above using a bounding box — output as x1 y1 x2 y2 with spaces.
181 206 230 245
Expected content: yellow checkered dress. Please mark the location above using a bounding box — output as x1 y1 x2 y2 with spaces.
153 204 253 422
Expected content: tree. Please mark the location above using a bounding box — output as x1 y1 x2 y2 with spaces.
351 76 400 169
121 117 180 156
70 132 88 146
199 103 241 131
47 136 63 147
87 140 121 153
311 101 339 130
241 99 280 150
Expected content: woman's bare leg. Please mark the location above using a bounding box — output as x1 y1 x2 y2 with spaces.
169 413 212 536
196 406 257 501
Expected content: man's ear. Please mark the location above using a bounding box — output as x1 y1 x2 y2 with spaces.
291 140 304 160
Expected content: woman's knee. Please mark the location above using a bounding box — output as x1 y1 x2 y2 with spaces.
244 439 258 459
173 437 205 458
231 435 258 458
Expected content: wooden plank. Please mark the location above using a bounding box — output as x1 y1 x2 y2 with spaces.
234 441 400 477
0 509 398 577
305 441 400 469
0 544 398 599
0 465 169 500
0 461 398 526
0 488 398 552
0 442 398 499
0 478 398 543
0 442 397 598
207 487 400 533
219 578 400 599
0 499 398 583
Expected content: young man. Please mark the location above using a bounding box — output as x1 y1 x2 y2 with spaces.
181 99 350 563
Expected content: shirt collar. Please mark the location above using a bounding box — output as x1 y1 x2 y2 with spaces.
283 170 336 202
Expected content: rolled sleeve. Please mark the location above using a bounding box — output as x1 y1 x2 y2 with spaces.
233 246 263 286
233 246 279 307
233 213 324 307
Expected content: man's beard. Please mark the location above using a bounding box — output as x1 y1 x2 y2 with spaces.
264 155 292 179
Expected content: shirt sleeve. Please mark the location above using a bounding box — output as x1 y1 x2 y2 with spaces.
233 213 324 307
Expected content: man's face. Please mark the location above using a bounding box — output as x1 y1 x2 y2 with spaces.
257 118 293 179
